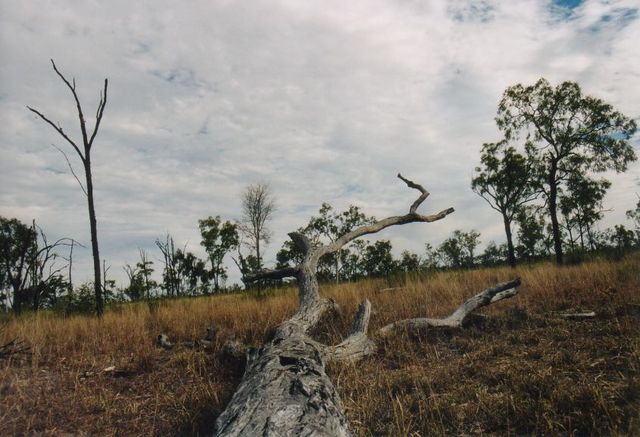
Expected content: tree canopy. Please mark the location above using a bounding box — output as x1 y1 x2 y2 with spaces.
496 78 637 264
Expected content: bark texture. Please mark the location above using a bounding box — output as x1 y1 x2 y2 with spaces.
214 174 520 436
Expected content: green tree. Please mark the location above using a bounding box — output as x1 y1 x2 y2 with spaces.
559 174 610 252
438 230 481 269
155 234 183 297
361 240 396 278
275 204 374 282
398 250 421 272
607 225 636 251
496 78 637 264
472 141 538 267
515 205 549 259
305 203 374 282
199 216 239 293
1 217 71 313
0 217 37 312
175 250 208 295
422 243 440 271
480 241 508 267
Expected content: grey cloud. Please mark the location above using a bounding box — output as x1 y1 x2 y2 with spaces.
1 0 638 286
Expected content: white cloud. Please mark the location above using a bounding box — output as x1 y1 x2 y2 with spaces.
1 0 638 286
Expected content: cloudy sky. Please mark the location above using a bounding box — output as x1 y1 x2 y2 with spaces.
1 0 638 287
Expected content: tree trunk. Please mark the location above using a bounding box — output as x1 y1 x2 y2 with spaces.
548 160 564 265
502 214 516 268
503 214 516 268
85 156 103 316
214 298 353 436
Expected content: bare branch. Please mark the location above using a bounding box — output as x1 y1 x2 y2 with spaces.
50 144 87 196
88 79 108 147
322 207 454 257
243 266 299 283
26 106 85 161
378 278 521 336
397 173 429 214
50 59 89 149
317 175 454 257
328 299 376 362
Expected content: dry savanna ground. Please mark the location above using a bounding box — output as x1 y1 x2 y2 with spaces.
1 255 639 436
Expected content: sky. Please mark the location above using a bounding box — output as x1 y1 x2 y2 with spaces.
1 0 639 288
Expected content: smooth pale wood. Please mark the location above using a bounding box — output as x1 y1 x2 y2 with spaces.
377 279 521 336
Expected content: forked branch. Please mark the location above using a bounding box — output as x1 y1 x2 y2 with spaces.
378 278 521 336
320 174 454 258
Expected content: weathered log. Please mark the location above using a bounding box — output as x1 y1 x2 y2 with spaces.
213 174 520 436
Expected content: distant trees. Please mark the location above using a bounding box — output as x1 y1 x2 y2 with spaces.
306 203 374 282
559 175 610 252
155 234 182 297
0 217 71 313
437 230 481 269
496 78 637 265
198 216 239 293
276 203 377 281
27 59 109 316
239 183 276 271
122 249 156 301
472 141 538 267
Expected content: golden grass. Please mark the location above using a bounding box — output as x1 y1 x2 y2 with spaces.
1 255 639 435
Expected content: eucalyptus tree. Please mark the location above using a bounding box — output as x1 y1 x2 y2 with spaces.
559 174 610 251
199 216 239 293
515 205 548 259
27 60 108 315
496 78 636 264
472 141 538 267
438 229 481 269
305 203 374 282
361 240 396 278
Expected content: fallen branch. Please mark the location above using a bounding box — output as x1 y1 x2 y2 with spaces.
213 174 522 436
553 310 596 319
378 279 521 336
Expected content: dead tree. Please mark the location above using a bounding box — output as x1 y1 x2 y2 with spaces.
27 60 108 317
214 174 522 436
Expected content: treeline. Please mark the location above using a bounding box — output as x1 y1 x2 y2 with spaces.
2 195 638 314
471 78 637 267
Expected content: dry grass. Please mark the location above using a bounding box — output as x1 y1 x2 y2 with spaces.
1 255 639 436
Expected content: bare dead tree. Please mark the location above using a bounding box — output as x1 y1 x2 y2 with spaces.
156 234 182 297
28 221 77 311
27 59 108 316
214 174 522 436
239 183 276 270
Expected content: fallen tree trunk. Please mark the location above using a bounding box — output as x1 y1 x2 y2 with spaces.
214 174 521 436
